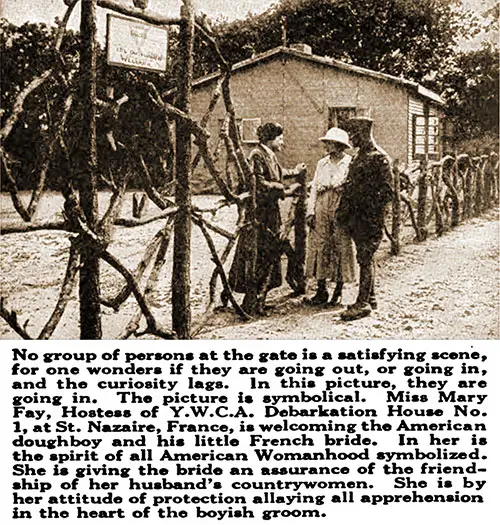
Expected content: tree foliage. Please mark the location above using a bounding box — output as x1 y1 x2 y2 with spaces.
438 42 499 147
430 3 499 148
196 0 478 83
0 18 174 190
0 20 79 188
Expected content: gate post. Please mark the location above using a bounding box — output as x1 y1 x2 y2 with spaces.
172 0 195 338
241 158 258 314
78 0 102 339
416 158 428 241
391 160 401 255
294 169 307 294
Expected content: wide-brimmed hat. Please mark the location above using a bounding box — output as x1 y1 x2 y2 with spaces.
319 127 351 148
344 117 373 134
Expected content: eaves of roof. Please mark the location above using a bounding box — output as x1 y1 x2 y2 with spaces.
172 46 444 106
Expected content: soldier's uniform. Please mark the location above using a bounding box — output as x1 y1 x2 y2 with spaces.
336 120 393 320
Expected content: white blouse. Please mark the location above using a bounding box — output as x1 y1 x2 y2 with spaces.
307 153 352 215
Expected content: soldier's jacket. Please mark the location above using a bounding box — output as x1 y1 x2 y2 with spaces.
336 147 393 234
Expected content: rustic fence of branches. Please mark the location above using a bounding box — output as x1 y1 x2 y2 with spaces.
0 0 308 340
1 1 498 340
389 151 499 256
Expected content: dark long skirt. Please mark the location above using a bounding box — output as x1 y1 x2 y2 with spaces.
229 224 282 294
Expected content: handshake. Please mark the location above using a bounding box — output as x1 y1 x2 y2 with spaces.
284 163 307 197
285 182 303 197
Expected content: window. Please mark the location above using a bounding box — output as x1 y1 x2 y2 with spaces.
240 118 261 144
217 117 261 144
427 116 439 155
328 107 371 130
414 115 427 156
412 114 440 159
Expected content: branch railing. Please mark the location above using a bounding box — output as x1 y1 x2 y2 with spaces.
390 150 499 254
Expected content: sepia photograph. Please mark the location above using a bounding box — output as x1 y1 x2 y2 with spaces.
1 0 498 340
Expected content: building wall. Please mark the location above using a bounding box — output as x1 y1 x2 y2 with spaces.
190 56 410 185
190 59 288 189
281 57 410 168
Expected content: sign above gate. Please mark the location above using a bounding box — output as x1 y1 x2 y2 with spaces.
106 14 168 73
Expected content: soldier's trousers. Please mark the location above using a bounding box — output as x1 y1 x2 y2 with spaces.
358 261 376 305
351 226 383 306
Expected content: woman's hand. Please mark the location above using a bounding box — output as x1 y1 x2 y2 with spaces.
295 163 307 174
284 182 302 197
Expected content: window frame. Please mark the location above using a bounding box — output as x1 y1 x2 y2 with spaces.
239 117 261 144
328 106 372 132
412 113 440 160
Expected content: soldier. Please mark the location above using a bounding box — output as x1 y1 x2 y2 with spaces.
336 117 393 321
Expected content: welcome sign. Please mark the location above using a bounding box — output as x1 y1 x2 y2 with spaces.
106 14 168 73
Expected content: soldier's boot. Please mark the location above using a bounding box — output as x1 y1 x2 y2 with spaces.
329 281 343 308
341 303 372 321
305 279 328 305
341 263 372 321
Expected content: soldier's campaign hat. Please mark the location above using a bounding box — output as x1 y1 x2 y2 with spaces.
344 117 374 135
319 127 352 148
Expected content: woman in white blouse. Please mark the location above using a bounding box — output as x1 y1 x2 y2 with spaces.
305 127 356 306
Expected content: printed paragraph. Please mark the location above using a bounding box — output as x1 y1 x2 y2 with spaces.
10 344 491 520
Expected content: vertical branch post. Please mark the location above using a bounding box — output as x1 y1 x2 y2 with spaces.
416 158 428 241
429 164 445 237
241 162 258 314
483 156 492 209
391 160 401 255
474 157 485 215
78 0 102 339
442 156 460 228
293 169 307 294
172 0 195 338
490 153 499 203
464 161 473 219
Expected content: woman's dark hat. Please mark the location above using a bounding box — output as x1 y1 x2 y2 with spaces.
257 122 283 143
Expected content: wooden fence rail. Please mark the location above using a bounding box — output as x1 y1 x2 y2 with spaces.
391 151 498 250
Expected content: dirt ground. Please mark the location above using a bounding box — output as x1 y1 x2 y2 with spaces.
1 192 498 340
206 209 499 339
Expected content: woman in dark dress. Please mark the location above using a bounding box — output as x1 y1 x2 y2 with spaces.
227 123 305 314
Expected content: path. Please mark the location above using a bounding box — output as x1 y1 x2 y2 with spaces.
203 210 499 339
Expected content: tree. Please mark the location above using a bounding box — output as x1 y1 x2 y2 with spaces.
438 42 499 148
0 19 79 189
195 0 478 84
433 2 499 148
0 17 174 191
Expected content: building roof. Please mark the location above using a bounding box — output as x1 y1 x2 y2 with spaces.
185 46 445 106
